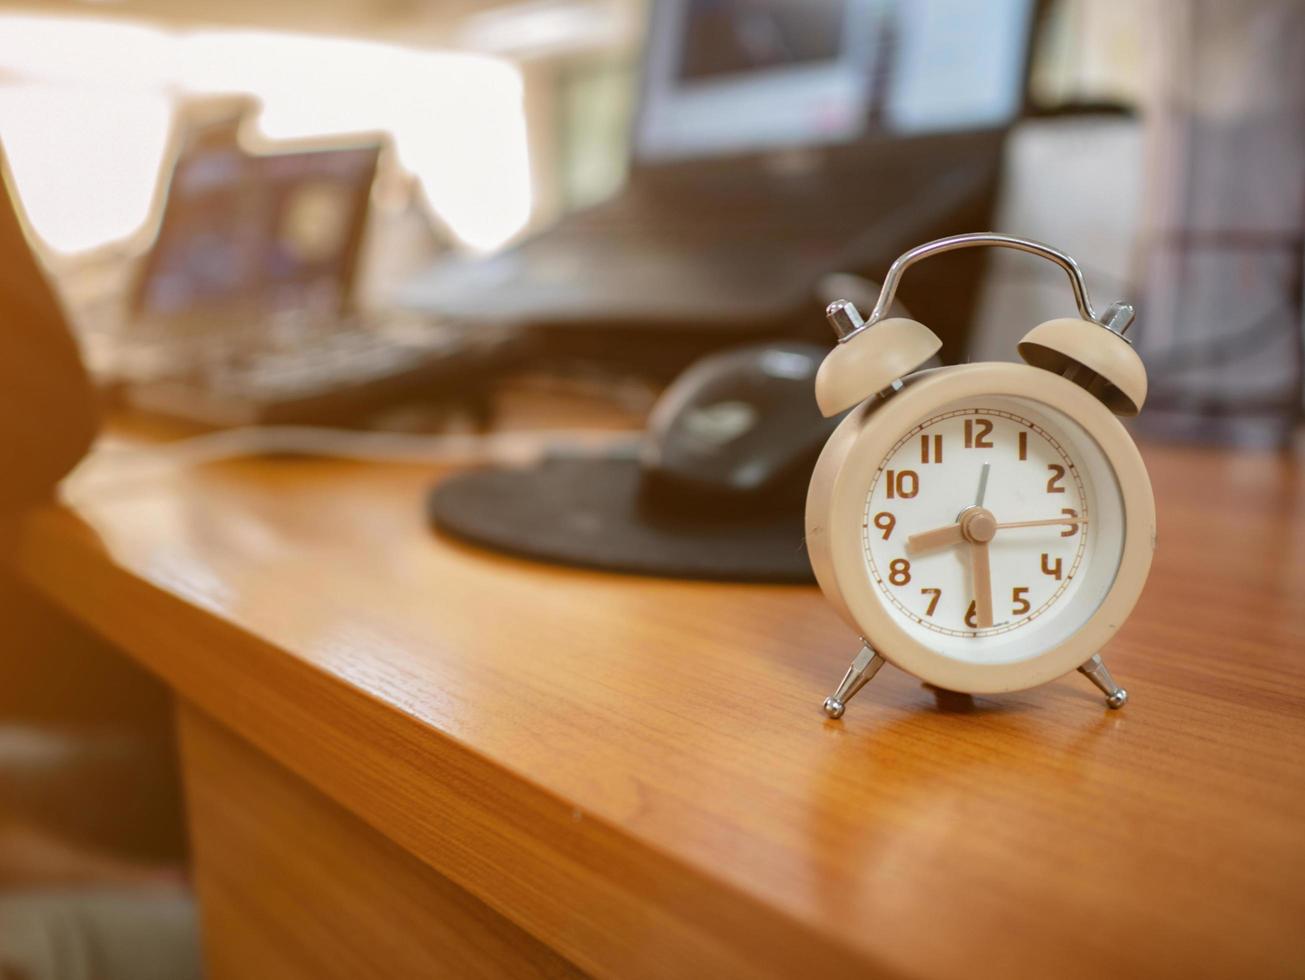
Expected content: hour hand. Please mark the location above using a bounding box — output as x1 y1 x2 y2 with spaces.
970 539 994 628
906 522 964 554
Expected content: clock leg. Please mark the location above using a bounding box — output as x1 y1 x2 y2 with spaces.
823 643 885 719
1078 653 1129 709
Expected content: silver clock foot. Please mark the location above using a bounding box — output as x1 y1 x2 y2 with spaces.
823 644 885 719
1078 653 1128 709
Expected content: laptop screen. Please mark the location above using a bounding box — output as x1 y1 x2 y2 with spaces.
133 142 380 319
636 0 1036 162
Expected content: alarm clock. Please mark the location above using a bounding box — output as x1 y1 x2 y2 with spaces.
806 233 1155 718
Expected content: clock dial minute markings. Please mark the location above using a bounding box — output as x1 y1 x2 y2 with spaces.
864 404 1102 649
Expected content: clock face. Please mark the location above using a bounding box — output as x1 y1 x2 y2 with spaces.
861 394 1125 665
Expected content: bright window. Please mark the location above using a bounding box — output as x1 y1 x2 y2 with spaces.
0 14 532 254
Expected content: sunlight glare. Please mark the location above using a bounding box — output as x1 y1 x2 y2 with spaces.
0 15 532 255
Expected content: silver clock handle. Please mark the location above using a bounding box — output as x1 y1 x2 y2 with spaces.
848 232 1134 341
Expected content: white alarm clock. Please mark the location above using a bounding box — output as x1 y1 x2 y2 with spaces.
806 234 1155 718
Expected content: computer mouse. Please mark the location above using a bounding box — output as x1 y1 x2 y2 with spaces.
640 341 841 512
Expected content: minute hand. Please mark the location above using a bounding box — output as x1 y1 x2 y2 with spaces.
906 515 1087 554
996 517 1088 530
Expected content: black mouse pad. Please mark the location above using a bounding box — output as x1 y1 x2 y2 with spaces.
427 456 815 583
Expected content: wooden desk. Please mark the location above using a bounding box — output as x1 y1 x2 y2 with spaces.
11 438 1305 978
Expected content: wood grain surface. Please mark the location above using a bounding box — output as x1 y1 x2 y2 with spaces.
177 702 583 978
13 437 1305 979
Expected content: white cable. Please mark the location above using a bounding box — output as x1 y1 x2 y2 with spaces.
64 425 641 502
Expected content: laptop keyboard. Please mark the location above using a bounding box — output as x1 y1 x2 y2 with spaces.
197 317 455 398
95 309 504 425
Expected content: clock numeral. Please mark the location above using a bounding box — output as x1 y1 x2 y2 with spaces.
1017 430 1028 461
1041 553 1063 580
884 469 919 499
873 512 896 540
920 587 941 617
888 558 911 586
964 600 979 629
1046 464 1066 494
964 418 994 449
1011 586 1031 615
1060 508 1079 537
919 433 943 464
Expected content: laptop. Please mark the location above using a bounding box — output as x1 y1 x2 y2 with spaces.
87 131 507 426
401 0 1042 377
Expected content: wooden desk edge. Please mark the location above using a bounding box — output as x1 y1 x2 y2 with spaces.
13 503 885 979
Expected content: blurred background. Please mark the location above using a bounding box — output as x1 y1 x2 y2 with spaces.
0 2 1302 976
0 0 1298 444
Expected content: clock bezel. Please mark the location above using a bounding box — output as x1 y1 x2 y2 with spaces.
805 362 1156 694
